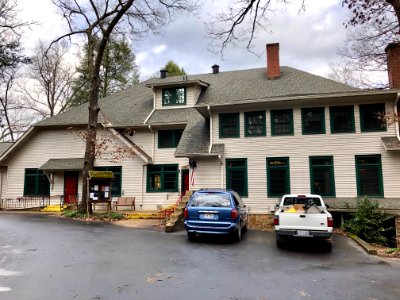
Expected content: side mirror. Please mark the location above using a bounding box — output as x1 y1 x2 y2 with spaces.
325 204 330 209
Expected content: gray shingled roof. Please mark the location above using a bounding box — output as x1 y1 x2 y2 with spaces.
147 67 359 106
34 66 358 128
40 158 85 171
175 110 210 157
0 142 13 156
31 66 362 157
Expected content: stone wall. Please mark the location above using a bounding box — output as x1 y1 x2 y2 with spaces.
248 214 274 231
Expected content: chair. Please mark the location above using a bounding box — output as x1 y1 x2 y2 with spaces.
114 197 135 211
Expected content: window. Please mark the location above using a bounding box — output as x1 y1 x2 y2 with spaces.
147 164 179 192
302 107 325 134
245 111 266 137
24 169 50 197
93 166 122 197
267 158 290 197
309 156 335 197
271 109 293 136
330 106 355 133
226 159 248 197
219 113 240 138
158 129 183 148
162 87 186 106
359 103 387 132
355 155 384 197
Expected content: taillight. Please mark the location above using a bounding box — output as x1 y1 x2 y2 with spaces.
274 215 279 226
327 216 333 228
231 208 238 220
184 207 188 219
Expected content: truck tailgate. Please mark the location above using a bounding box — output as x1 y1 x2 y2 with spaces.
279 213 328 231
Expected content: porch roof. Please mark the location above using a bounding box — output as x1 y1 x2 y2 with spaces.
381 136 400 151
40 158 85 171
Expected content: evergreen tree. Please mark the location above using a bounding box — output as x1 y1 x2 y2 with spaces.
163 60 186 76
69 36 139 107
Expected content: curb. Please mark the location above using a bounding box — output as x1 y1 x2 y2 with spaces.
346 232 378 255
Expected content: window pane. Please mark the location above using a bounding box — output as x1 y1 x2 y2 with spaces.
330 106 354 133
356 155 383 197
226 159 247 197
25 174 36 195
267 158 290 196
159 130 174 148
245 111 265 136
162 88 186 105
149 174 161 190
302 108 325 134
312 168 334 195
269 169 287 195
220 113 239 138
360 103 386 131
147 164 178 192
271 110 293 135
358 167 380 195
164 172 178 190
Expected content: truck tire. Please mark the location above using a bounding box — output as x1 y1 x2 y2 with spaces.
276 234 284 248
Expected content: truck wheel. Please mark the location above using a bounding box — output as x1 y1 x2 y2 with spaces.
276 234 284 248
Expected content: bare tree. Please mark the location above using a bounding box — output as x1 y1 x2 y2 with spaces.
335 0 400 87
20 40 75 119
207 0 305 53
0 70 34 141
51 0 197 212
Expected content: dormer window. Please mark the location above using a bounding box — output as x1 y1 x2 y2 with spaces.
162 87 186 106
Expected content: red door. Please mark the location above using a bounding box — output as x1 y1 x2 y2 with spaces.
181 169 189 195
64 171 79 204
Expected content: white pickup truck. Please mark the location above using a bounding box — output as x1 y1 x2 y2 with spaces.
274 194 333 247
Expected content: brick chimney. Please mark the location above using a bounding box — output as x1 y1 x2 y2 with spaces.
385 42 400 89
267 43 280 79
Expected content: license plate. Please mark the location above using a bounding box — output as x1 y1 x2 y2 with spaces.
297 230 310 236
203 213 214 219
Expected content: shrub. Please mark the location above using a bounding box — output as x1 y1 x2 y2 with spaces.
62 210 87 218
342 197 391 246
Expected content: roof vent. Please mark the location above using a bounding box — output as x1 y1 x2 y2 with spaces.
212 64 220 74
160 69 167 79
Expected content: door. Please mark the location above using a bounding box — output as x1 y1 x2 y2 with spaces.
181 169 189 195
64 171 79 204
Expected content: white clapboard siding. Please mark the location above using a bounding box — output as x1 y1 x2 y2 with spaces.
212 101 400 213
4 129 86 199
127 128 153 155
190 157 222 190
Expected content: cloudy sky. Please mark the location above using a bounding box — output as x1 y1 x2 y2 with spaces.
18 0 349 80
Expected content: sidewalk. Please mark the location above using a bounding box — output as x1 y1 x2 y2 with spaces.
112 218 162 229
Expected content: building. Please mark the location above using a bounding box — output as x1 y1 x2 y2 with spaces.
1 43 400 229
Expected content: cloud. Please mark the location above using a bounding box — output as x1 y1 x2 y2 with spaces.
152 45 167 54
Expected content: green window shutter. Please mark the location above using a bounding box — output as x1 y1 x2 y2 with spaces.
301 107 325 135
244 111 266 137
93 166 122 197
359 103 387 132
219 113 240 138
24 169 50 197
147 164 179 192
158 129 183 148
226 159 248 197
309 156 335 197
355 155 384 197
271 110 294 136
266 158 290 197
330 106 355 133
162 88 186 106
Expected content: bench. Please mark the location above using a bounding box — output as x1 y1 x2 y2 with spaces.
114 197 135 211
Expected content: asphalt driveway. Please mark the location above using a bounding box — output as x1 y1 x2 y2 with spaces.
0 213 399 300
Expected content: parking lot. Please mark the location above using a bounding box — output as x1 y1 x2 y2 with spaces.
1 213 399 300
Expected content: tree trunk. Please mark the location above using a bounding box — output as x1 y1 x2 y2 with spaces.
387 0 400 34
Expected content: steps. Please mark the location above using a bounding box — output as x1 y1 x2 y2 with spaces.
164 192 192 232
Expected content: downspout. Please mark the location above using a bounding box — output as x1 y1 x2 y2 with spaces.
207 106 213 153
141 165 145 209
148 125 155 161
395 92 400 140
219 154 223 189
